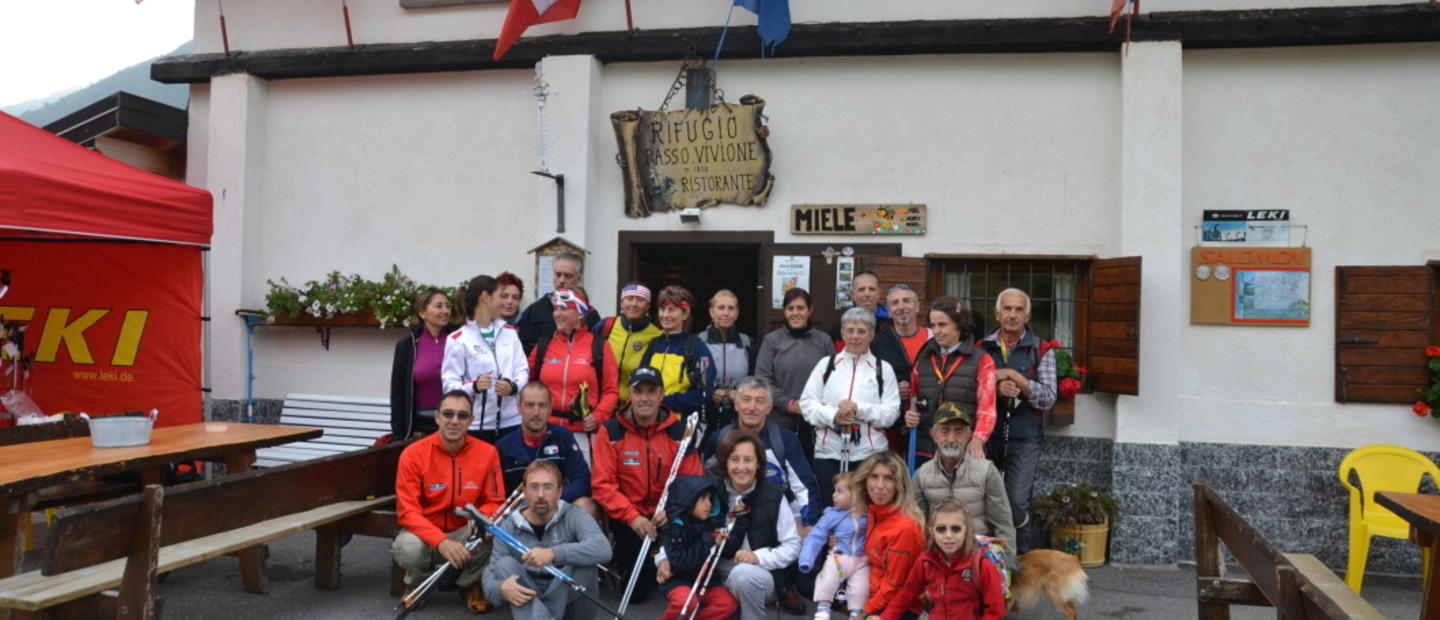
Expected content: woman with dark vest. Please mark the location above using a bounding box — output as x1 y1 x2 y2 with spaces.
656 430 800 620
904 296 996 466
389 287 457 441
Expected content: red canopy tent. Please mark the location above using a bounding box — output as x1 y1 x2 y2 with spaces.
0 111 212 426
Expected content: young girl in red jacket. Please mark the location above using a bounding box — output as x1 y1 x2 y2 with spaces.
870 498 1006 620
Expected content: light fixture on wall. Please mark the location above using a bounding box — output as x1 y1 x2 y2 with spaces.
679 208 702 224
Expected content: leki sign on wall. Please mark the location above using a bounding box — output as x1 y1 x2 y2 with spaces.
611 95 775 218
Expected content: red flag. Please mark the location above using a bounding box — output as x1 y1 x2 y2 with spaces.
494 0 583 60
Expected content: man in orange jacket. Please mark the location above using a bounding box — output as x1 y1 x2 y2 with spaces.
592 367 702 605
392 389 508 614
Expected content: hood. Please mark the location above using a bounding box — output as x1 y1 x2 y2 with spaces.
666 475 719 524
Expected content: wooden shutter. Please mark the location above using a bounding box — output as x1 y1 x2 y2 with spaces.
1088 256 1141 395
1334 266 1434 403
859 255 929 325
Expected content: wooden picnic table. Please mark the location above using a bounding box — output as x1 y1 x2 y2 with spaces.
1376 491 1440 620
0 423 322 584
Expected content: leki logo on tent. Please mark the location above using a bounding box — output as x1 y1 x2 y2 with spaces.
0 306 150 366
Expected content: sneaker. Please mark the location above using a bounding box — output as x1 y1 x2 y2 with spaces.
401 585 428 611
465 584 492 614
778 585 808 616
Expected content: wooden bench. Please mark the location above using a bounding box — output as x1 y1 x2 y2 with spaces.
254 394 390 467
0 441 405 619
1194 482 1386 620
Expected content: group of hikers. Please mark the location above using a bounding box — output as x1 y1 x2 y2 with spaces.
387 252 1060 620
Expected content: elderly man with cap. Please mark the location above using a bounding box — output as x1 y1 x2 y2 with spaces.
911 402 1015 557
591 367 703 605
593 282 664 405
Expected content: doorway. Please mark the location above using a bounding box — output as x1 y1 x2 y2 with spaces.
619 231 772 338
618 231 909 341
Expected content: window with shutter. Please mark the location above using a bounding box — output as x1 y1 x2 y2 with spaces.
1334 266 1436 403
1089 257 1142 396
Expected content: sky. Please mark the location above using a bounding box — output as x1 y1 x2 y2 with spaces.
0 0 194 108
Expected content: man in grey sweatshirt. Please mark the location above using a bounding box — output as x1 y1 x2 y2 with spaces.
483 460 612 620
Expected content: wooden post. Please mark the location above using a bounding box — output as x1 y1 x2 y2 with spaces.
1 493 37 579
1273 565 1304 620
314 525 343 590
223 451 268 595
116 485 162 620
1194 483 1231 620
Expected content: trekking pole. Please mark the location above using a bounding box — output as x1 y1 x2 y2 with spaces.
461 504 634 620
678 495 745 620
908 394 928 475
617 413 702 617
395 487 524 617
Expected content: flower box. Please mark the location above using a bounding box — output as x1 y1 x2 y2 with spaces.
270 308 381 327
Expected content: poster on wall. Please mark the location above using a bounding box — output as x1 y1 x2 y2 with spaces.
1201 210 1290 243
772 256 810 309
835 257 855 309
611 95 775 218
1232 269 1311 323
1191 247 1311 326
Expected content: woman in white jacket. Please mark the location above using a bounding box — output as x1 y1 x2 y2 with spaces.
801 306 901 512
443 275 529 443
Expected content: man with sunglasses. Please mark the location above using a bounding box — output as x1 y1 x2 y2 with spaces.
393 389 509 614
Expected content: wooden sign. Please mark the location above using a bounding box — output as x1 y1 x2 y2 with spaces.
611 95 775 218
791 204 927 235
1191 247 1312 326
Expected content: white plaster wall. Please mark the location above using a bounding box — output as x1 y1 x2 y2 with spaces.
589 53 1124 439
190 0 1406 54
246 70 541 399
1179 43 1440 451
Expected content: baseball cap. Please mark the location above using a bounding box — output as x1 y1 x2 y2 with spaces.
932 402 973 427
629 367 663 388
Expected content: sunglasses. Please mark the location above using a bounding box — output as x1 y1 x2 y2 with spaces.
933 525 967 535
438 409 474 420
552 290 586 305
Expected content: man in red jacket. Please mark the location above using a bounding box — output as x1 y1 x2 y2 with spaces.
392 389 508 614
592 367 702 605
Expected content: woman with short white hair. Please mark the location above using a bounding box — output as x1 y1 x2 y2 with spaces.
800 307 901 511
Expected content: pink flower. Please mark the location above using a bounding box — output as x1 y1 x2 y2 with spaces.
1416 402 1432 417
1059 378 1082 399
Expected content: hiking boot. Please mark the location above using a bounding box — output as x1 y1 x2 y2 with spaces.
465 584 492 614
778 585 808 615
401 585 428 611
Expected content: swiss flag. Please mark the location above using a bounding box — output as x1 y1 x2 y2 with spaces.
494 0 584 60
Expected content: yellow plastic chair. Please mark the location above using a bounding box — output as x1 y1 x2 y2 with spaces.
1338 444 1440 592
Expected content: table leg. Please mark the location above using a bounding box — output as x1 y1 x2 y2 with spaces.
1418 529 1440 620
1 493 37 579
223 451 268 595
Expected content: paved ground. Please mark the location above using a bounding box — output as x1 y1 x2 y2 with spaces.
20 519 1422 619
103 531 1419 620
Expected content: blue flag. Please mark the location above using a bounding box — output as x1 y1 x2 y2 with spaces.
733 0 791 53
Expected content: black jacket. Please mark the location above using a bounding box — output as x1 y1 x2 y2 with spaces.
714 475 794 591
389 323 457 440
660 475 723 595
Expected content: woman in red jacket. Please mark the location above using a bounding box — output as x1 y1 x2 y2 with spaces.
527 287 619 463
854 451 927 620
872 498 1006 620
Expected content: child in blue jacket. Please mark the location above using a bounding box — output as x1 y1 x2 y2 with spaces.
799 473 870 620
658 475 738 620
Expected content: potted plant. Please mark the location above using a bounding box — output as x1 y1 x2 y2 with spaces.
1413 346 1440 418
264 266 448 328
1031 480 1120 567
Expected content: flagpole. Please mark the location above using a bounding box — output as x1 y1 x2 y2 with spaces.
342 0 355 48
217 0 231 55
624 0 634 31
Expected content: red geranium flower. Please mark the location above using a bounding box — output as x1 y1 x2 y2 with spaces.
1050 340 1063 349
1074 365 1089 377
1059 378 1082 399
1415 402 1432 417
1425 346 1440 357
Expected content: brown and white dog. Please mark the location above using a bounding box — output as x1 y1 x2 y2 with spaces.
1009 549 1090 620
